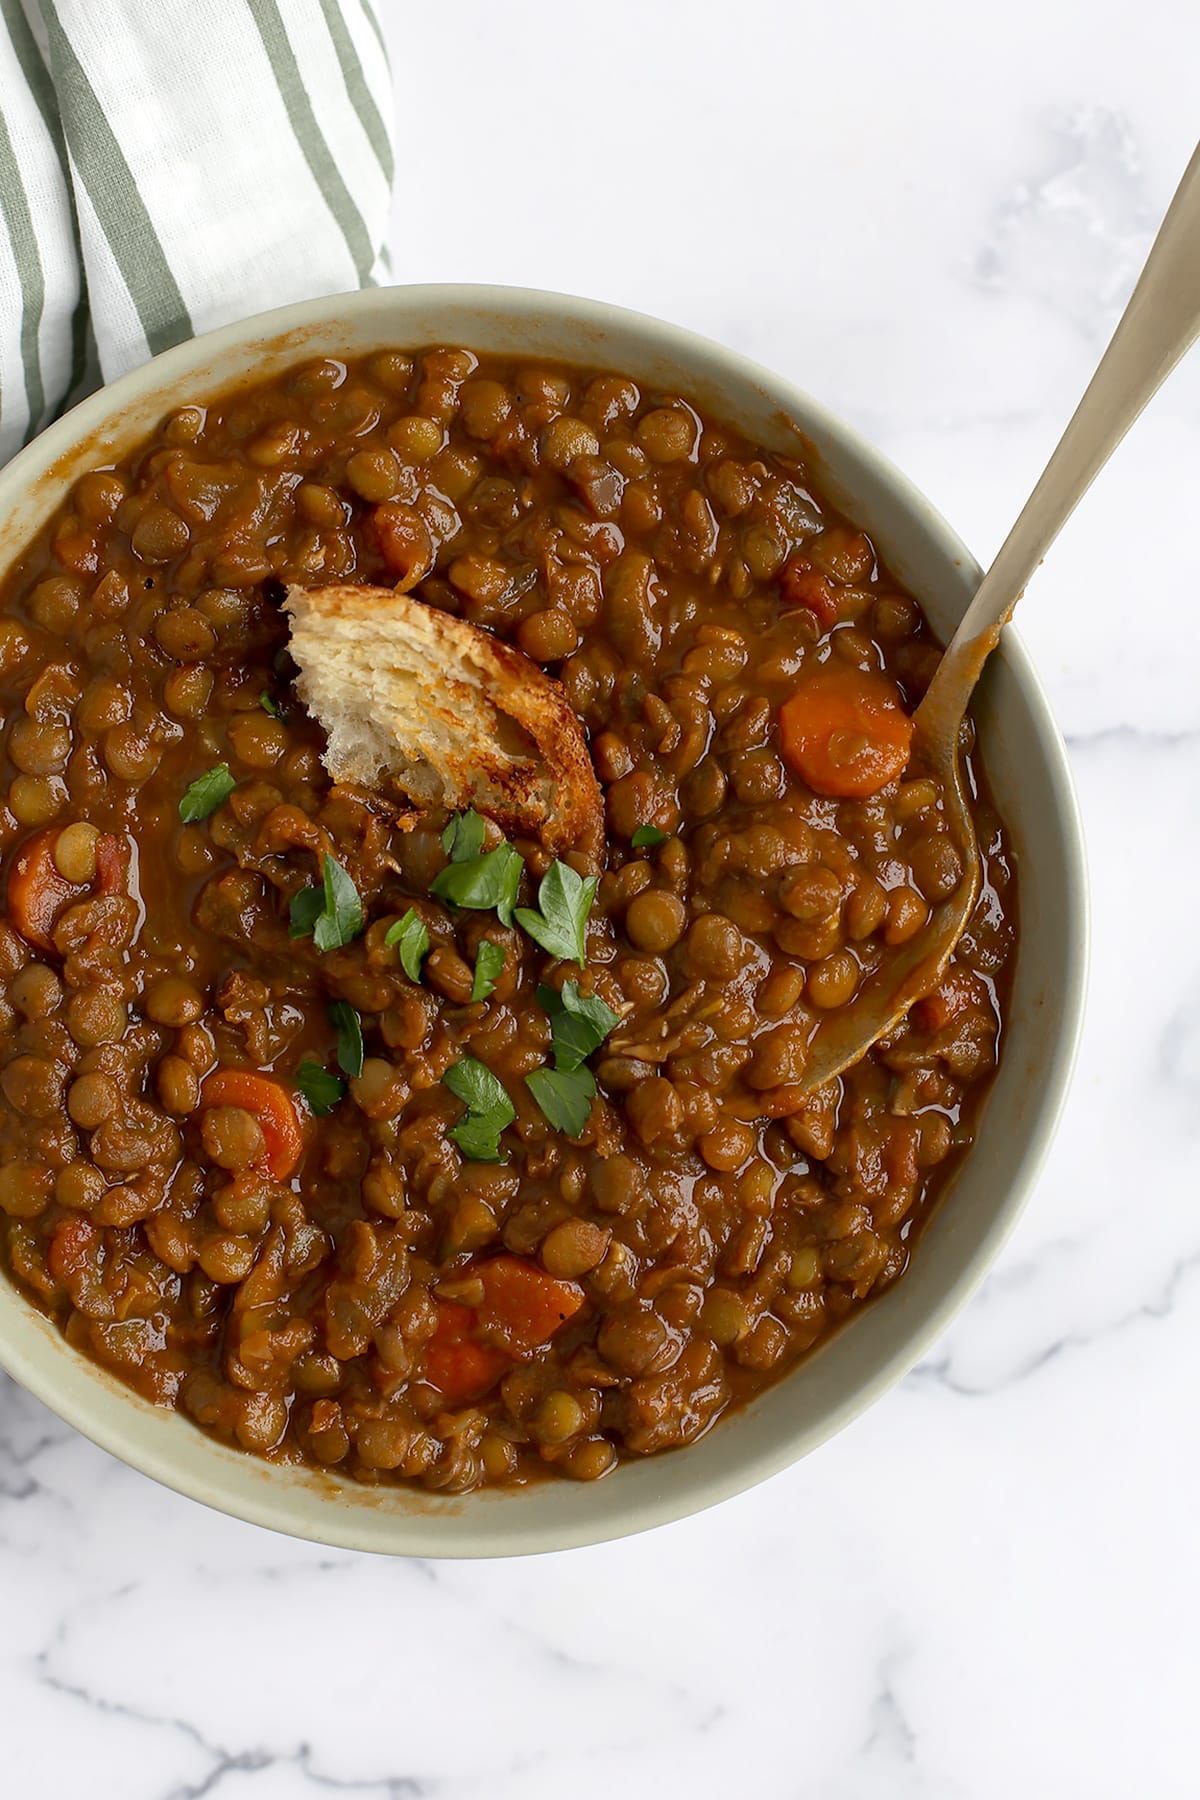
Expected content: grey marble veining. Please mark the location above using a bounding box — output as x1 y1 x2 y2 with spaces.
2 3 1198 1795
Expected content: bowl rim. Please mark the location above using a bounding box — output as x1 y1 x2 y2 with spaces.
0 283 1089 1556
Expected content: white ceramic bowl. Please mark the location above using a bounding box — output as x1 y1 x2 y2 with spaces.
0 286 1088 1555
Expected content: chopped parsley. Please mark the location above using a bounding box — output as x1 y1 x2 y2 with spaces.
442 1055 515 1163
523 980 616 1134
471 939 505 1003
385 907 430 982
178 763 236 823
295 1060 345 1116
514 860 599 965
631 824 669 849
430 840 524 926
442 808 487 863
526 1065 596 1137
330 1000 364 1080
289 854 363 952
537 980 620 1072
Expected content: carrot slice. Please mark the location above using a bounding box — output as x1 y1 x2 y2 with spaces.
476 1253 585 1353
914 968 986 1033
200 1069 305 1180
94 832 128 895
779 664 913 798
779 556 840 628
6 826 128 954
6 830 80 954
53 532 100 577
424 1301 511 1405
370 502 435 591
422 1258 586 1403
47 1215 99 1284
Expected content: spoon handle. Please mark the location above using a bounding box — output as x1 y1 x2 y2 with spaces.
916 137 1200 751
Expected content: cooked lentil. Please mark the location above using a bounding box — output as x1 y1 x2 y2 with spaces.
0 347 1014 1493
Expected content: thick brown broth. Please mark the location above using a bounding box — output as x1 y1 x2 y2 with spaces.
0 348 1014 1492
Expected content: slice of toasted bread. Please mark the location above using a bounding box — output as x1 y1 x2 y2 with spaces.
284 583 603 862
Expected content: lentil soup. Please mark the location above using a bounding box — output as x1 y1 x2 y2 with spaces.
0 348 1014 1494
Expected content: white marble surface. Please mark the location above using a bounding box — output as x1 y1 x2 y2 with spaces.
3 4 1199 1794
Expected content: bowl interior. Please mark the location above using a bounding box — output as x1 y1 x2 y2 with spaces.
0 287 1087 1555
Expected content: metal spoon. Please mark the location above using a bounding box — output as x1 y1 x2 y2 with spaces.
801 137 1200 1094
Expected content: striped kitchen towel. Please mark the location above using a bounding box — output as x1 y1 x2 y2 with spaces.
0 0 395 466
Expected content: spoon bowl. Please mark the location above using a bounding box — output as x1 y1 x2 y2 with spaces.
801 728 981 1091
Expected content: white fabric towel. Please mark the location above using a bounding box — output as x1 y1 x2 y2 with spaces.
0 0 395 465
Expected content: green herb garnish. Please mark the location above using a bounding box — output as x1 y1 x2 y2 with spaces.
471 940 505 1003
442 1055 515 1162
289 886 324 937
384 907 430 982
430 841 524 927
295 1060 345 1116
259 691 283 719
631 824 669 849
179 763 236 823
526 1065 596 1137
289 854 363 952
514 860 598 964
441 809 487 863
330 1000 364 1079
537 980 620 1072
446 1110 510 1163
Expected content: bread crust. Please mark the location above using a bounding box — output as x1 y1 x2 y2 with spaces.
284 583 603 864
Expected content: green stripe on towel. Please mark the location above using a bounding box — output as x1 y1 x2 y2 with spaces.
1 0 93 408
318 0 394 184
358 0 391 71
40 2 192 356
0 105 47 440
246 0 375 284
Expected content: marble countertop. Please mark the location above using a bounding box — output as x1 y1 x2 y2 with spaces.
3 4 1198 1795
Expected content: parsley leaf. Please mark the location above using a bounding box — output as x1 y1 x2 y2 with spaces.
295 1060 345 1116
442 809 486 863
430 841 524 927
471 939 505 1003
290 855 363 951
289 885 324 938
514 861 598 964
442 1055 515 1162
443 1056 510 1114
448 1110 509 1162
526 1065 596 1136
330 1000 364 1079
259 691 283 719
179 763 236 824
537 980 621 1072
631 824 669 849
315 856 363 951
384 907 429 982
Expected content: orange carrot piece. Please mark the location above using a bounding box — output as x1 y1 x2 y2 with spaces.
477 1253 585 1353
778 664 913 798
779 556 840 628
5 827 127 954
370 501 434 590
422 1258 586 1402
914 968 986 1033
53 532 99 577
424 1301 512 1405
884 1117 921 1189
47 1215 99 1284
94 832 128 895
6 830 80 953
200 1068 305 1180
